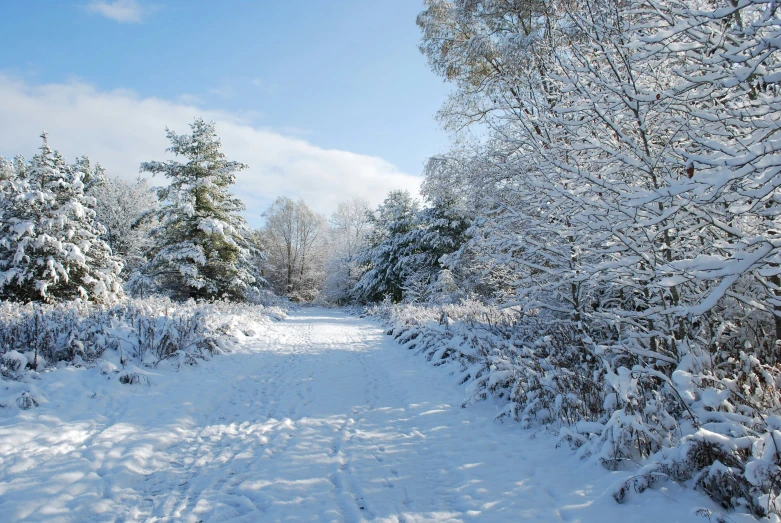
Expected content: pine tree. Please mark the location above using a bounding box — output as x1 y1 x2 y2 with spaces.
0 134 123 303
354 190 421 302
0 156 15 184
402 194 471 302
0 156 17 208
133 118 259 301
0 157 18 242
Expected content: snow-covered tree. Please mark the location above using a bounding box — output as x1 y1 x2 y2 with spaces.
89 176 157 275
638 0 781 339
0 156 14 183
261 197 326 301
0 156 21 250
354 190 421 302
0 134 123 303
0 156 17 211
322 198 372 304
407 186 472 302
414 0 781 515
132 118 259 301
351 185 470 304
72 155 108 193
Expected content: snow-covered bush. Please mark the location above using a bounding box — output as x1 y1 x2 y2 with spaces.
0 296 285 413
369 300 781 517
0 297 285 374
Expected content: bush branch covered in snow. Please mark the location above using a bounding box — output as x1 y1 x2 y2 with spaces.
368 299 781 517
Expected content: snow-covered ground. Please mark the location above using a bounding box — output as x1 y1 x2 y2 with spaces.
0 308 755 522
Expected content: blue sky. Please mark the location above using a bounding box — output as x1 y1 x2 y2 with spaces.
0 0 452 223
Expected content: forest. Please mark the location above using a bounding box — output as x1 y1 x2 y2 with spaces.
1 0 781 519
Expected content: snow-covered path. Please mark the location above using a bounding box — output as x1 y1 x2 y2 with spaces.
0 308 740 522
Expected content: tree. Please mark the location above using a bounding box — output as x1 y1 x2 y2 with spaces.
261 197 326 301
323 198 372 304
0 134 123 303
354 190 421 302
640 0 781 340
0 156 15 183
416 0 781 514
89 176 157 275
0 156 21 267
406 175 472 303
0 156 18 211
132 118 259 301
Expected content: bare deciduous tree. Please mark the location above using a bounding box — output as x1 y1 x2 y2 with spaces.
262 197 326 301
322 198 373 303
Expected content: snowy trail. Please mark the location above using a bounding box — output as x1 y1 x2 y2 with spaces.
0 308 741 522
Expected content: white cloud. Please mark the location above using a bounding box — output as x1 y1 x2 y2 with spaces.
86 0 147 23
208 85 236 99
0 75 422 227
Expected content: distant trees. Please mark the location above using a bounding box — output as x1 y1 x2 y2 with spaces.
322 198 372 304
0 125 476 307
131 118 260 301
260 197 326 301
0 134 123 303
354 190 421 302
352 188 470 304
255 190 468 305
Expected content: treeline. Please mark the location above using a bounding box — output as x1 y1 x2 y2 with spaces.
0 118 451 308
257 189 468 306
0 120 262 304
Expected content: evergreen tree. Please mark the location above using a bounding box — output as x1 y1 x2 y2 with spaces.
402 194 471 302
353 189 470 303
0 134 123 303
354 190 420 302
0 156 17 207
0 156 19 243
0 156 15 183
133 118 259 301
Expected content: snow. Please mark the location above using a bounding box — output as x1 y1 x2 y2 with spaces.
1 351 27 373
0 308 753 522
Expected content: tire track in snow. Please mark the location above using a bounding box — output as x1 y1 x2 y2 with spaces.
135 321 306 521
140 315 325 521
